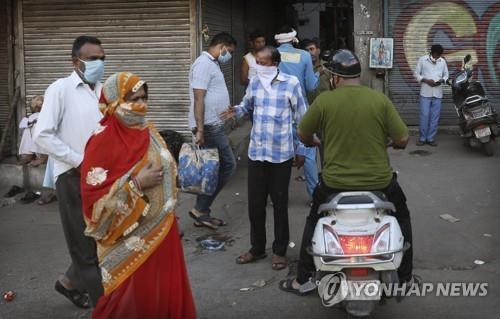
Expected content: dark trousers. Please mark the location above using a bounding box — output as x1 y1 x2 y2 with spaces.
248 159 293 257
297 174 413 284
55 170 103 306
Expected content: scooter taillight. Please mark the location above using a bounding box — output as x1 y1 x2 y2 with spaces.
338 235 374 254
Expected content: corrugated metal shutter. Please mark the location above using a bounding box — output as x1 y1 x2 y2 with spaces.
22 0 192 134
201 0 234 104
0 1 10 137
231 0 245 103
388 0 499 125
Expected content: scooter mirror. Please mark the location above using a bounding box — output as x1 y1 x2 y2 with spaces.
464 54 471 63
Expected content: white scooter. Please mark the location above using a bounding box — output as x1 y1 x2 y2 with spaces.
309 191 410 317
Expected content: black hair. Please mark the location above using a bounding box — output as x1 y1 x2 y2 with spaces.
277 25 294 35
258 46 281 65
72 35 101 58
431 44 443 55
209 32 237 47
158 130 185 163
249 30 265 41
301 38 320 50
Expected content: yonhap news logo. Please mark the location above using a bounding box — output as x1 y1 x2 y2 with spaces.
318 272 489 307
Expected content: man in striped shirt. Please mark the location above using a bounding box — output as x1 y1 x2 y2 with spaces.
221 46 307 270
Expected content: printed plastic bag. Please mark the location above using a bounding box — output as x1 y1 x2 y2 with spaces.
178 143 219 196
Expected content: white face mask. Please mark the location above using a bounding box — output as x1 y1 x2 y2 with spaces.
255 64 278 93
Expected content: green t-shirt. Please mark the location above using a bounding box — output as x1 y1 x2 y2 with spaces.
299 85 408 190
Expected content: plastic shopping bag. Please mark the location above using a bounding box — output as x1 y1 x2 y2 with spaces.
178 143 219 196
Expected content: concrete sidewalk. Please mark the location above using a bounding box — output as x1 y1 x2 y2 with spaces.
0 134 499 319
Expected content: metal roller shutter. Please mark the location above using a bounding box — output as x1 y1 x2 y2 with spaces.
0 1 10 137
22 0 193 134
201 0 234 104
388 0 499 125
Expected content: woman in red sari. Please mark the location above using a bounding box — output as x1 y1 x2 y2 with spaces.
80 72 196 319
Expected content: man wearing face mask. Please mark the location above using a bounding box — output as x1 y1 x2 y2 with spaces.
188 32 238 230
414 44 448 146
280 49 417 295
34 35 105 308
220 46 307 271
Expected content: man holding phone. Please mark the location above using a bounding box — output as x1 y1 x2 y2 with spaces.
414 44 449 146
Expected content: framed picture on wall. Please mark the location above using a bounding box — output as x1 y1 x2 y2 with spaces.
369 38 394 69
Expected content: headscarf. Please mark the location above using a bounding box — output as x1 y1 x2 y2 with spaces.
81 72 151 221
275 29 299 44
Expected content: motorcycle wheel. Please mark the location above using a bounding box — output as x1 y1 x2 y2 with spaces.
482 141 495 157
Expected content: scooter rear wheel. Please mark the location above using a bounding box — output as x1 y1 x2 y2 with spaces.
482 140 495 156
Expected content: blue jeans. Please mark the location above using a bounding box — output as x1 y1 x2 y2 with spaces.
419 96 441 142
303 147 318 199
195 124 236 214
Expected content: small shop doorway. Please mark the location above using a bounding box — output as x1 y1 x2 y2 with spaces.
200 0 355 105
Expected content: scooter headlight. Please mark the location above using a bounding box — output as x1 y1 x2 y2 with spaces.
372 223 391 253
323 224 343 254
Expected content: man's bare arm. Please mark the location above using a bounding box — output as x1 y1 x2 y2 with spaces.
193 88 206 145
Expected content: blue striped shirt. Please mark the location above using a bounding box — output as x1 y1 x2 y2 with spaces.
235 72 307 163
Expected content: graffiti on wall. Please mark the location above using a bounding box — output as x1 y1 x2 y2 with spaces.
394 1 499 94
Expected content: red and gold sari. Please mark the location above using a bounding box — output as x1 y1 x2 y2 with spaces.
80 72 196 319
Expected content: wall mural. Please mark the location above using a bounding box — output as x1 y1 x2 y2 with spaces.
394 0 499 96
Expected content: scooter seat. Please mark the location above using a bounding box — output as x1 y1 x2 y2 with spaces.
326 191 387 205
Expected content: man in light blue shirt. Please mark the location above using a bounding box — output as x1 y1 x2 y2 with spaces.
221 46 307 270
188 32 238 230
275 26 320 203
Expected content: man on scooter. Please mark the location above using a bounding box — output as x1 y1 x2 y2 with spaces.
279 49 418 295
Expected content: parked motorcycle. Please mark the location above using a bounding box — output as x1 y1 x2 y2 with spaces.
309 191 409 318
449 54 499 156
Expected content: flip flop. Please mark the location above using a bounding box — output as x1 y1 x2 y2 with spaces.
20 191 41 204
193 217 227 227
295 175 306 182
54 280 90 309
188 211 218 230
279 279 305 296
271 254 288 271
4 186 24 198
235 251 267 264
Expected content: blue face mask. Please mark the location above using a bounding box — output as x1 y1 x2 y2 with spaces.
79 59 105 84
218 47 232 64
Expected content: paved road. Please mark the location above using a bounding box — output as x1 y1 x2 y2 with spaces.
0 134 499 319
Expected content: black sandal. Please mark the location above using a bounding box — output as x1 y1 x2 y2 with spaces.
54 280 90 309
279 279 306 296
20 191 41 204
193 217 227 227
188 211 218 230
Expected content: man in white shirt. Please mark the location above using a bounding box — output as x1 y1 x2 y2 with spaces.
34 36 105 308
414 44 449 146
188 32 237 230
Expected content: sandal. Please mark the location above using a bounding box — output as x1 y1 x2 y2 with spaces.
235 251 267 264
279 278 316 296
20 191 41 204
193 217 227 227
271 254 288 270
54 280 90 309
279 279 303 296
3 186 24 198
188 211 217 230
